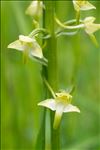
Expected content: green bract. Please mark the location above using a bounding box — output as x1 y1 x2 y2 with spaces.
38 92 80 129
73 0 96 12
8 35 43 63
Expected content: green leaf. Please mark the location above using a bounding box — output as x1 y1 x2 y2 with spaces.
35 109 46 150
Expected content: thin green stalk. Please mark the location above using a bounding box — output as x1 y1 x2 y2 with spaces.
43 78 56 99
44 1 60 150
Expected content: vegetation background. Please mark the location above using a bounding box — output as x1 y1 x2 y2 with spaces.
1 1 100 150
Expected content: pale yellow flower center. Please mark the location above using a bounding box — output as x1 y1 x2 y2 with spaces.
56 93 72 104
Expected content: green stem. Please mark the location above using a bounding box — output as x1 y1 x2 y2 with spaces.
35 3 48 150
44 1 60 150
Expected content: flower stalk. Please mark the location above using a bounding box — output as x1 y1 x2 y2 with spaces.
43 1 60 150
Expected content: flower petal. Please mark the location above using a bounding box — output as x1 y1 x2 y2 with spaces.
83 17 100 34
26 1 38 16
19 35 34 43
25 1 43 18
73 1 96 12
7 40 24 51
85 24 100 34
30 42 43 58
84 16 96 24
79 1 96 11
63 104 80 113
38 99 56 111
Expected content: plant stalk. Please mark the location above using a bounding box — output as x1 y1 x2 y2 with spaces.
44 1 60 150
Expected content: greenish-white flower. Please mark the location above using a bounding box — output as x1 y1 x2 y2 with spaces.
8 35 43 63
83 17 100 46
83 16 100 34
25 1 44 20
73 0 96 12
38 92 80 129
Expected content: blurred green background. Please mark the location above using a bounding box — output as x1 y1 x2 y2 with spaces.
1 1 100 150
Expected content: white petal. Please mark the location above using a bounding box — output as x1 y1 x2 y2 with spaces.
83 17 100 34
25 1 43 17
80 1 96 11
64 104 80 113
38 99 56 111
85 24 100 34
19 35 34 43
25 1 39 16
7 40 24 51
30 42 43 58
73 1 96 12
84 17 96 24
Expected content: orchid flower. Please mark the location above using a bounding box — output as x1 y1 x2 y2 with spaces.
83 17 100 34
25 1 44 21
8 35 43 63
38 92 80 129
83 16 100 46
73 0 96 12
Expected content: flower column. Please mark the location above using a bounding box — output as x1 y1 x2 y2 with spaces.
43 1 60 150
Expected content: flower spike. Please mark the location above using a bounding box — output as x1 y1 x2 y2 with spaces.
38 91 80 129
